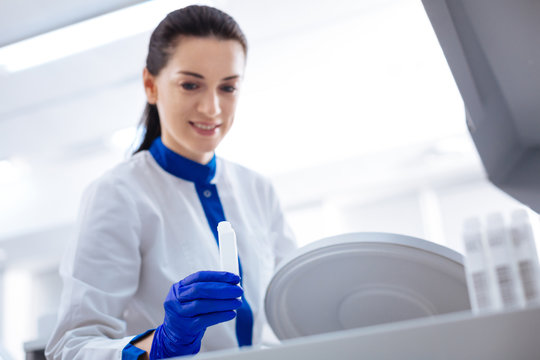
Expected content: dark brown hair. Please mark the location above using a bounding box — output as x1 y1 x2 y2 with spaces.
133 5 248 154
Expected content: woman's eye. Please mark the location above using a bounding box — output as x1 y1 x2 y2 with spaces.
181 83 198 90
221 85 236 93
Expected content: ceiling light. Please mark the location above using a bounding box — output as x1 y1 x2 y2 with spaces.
0 0 211 73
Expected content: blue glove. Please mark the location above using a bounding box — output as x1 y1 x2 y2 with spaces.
149 271 243 360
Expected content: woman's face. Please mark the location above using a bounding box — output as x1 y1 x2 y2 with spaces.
143 36 246 164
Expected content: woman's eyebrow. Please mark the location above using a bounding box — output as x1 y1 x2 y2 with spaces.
178 71 204 79
177 71 240 81
222 75 240 81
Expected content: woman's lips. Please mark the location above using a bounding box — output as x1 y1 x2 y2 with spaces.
189 121 221 135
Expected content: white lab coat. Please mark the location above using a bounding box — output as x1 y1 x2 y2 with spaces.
45 150 296 359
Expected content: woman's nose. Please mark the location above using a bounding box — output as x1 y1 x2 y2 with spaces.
197 90 221 117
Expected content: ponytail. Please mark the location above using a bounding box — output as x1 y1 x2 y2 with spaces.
133 103 161 154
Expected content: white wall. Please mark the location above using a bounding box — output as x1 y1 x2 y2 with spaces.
279 149 537 252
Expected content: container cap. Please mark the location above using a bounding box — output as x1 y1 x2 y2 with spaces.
265 232 470 340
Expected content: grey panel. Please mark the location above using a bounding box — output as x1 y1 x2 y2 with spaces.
422 0 540 212
0 0 146 47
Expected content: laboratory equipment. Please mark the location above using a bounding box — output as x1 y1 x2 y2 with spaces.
265 232 469 340
486 213 525 309
422 0 540 213
181 306 540 360
218 221 239 276
184 233 540 360
511 209 540 305
462 212 540 313
462 218 494 312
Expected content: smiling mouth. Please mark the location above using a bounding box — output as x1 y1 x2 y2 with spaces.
190 122 220 130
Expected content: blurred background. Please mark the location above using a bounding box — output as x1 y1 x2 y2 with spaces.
0 0 533 358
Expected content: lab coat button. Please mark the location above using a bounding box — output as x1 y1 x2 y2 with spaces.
203 190 212 198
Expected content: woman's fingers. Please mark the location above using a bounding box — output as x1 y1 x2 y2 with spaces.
180 271 240 286
188 311 238 333
176 298 242 317
177 282 243 301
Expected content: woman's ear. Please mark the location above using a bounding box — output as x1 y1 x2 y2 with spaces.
143 67 158 104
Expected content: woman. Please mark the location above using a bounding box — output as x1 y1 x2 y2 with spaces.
45 5 296 360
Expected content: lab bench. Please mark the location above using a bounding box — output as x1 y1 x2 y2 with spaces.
184 305 540 360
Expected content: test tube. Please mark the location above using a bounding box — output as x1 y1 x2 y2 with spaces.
218 221 239 276
510 209 540 305
486 213 525 309
462 217 493 312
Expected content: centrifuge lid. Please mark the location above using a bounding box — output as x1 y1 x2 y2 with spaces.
265 232 470 340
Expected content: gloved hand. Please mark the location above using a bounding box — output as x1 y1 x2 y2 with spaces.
149 271 243 360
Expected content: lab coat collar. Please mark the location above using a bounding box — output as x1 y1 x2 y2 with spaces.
149 137 216 184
